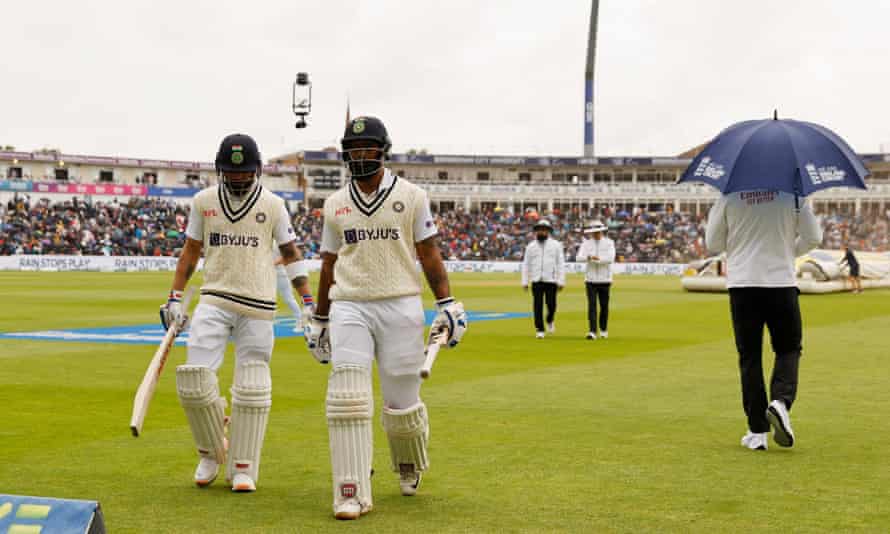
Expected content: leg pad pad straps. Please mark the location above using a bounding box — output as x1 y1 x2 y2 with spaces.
327 365 373 510
177 365 227 464
382 402 430 474
227 360 272 483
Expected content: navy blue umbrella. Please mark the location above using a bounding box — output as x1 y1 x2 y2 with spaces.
678 115 868 197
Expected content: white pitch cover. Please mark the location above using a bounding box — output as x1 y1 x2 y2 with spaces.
176 365 227 464
226 360 272 483
326 365 374 510
382 401 430 475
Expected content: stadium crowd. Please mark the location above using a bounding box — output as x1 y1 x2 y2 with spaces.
2 194 889 260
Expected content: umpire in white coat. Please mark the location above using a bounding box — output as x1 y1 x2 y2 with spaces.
521 219 566 338
706 190 822 451
576 221 615 340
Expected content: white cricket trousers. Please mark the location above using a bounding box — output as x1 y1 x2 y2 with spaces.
330 295 425 409
186 303 274 371
276 267 303 319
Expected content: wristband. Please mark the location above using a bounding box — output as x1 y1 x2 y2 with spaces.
169 290 183 302
435 297 454 311
302 294 314 307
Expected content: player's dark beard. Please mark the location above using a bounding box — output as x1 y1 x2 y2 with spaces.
224 176 256 198
347 159 382 182
536 233 548 242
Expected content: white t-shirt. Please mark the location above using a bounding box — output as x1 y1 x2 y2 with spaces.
705 191 822 288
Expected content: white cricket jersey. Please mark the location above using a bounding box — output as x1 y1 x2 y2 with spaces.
186 184 296 319
576 236 616 283
320 169 437 301
705 191 822 288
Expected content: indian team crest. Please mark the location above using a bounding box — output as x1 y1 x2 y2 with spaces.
393 200 405 213
352 119 366 134
255 212 267 223
231 145 245 165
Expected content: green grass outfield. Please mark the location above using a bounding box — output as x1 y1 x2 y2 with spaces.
1 272 889 533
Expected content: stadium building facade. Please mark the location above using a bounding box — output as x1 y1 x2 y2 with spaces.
291 150 890 218
2 148 889 217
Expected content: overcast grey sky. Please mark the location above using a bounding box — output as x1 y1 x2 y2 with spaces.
2 0 889 161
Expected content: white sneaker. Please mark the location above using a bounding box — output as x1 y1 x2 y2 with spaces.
600 331 608 339
547 322 555 333
766 400 795 447
535 331 545 339
741 431 768 450
400 471 422 496
231 473 256 492
194 457 219 487
334 499 372 520
585 332 597 340
334 500 362 520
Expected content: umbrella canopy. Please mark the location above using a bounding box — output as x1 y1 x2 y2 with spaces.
678 117 868 196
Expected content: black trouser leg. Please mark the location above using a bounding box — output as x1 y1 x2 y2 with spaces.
765 287 803 410
585 282 597 332
597 284 611 331
544 283 557 325
532 282 545 332
729 288 769 433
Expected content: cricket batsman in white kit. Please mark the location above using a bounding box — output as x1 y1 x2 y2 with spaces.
160 133 312 492
305 116 468 520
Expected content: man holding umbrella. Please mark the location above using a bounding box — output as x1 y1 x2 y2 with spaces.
521 219 565 339
681 114 868 451
576 220 615 340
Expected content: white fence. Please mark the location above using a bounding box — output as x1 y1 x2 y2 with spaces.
0 255 686 276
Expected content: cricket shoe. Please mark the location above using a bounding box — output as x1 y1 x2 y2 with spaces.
334 499 373 520
231 473 256 492
400 471 422 496
740 431 768 451
194 457 220 487
600 331 608 339
535 331 545 339
585 332 597 340
766 400 795 448
547 322 556 333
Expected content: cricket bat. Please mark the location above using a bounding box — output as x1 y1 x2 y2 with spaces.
130 287 194 437
419 330 448 380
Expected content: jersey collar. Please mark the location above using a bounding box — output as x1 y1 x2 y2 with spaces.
348 169 398 217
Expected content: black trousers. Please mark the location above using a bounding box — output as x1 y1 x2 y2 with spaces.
729 287 802 433
585 282 611 332
531 281 558 332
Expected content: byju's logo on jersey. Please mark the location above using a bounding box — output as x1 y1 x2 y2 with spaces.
693 156 726 180
208 232 260 247
344 227 401 244
804 163 846 185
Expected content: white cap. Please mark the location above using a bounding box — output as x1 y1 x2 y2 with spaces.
584 220 607 234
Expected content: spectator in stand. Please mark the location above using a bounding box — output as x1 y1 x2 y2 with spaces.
2 199 889 261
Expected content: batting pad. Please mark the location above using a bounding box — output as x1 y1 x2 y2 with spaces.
382 401 429 474
326 365 373 508
227 360 272 483
176 365 227 464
